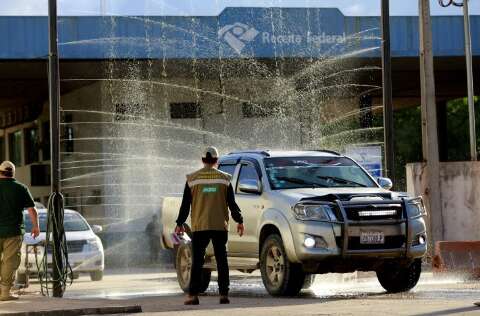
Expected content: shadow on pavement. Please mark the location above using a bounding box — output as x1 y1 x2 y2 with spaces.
136 291 386 313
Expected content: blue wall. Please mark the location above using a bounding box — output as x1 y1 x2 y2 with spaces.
0 7 478 59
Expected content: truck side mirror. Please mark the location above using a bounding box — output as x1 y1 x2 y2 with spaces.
377 177 393 190
238 179 262 194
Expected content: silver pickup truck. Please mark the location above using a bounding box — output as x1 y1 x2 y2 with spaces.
161 150 427 296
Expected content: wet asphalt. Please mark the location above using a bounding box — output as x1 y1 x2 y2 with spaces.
52 270 480 302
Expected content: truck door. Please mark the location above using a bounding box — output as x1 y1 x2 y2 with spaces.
228 161 262 256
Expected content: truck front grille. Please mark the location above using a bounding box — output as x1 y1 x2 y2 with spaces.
47 240 86 253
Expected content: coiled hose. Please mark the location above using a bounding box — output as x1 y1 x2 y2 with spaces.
37 192 73 296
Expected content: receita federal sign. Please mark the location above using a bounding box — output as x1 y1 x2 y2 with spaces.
218 22 347 55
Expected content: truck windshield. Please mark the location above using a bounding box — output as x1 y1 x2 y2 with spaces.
264 157 377 190
24 212 90 233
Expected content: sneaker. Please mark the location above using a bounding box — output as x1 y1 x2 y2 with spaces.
219 296 230 304
184 296 199 305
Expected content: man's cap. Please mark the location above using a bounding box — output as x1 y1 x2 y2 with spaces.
203 146 219 159
0 161 15 174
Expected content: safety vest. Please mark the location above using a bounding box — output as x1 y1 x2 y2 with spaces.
187 167 232 232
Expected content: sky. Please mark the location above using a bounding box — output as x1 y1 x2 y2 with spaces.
0 0 479 16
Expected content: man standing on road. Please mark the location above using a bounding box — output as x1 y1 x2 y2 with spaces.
175 147 244 305
0 161 39 301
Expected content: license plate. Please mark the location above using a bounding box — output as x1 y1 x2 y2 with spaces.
360 232 385 244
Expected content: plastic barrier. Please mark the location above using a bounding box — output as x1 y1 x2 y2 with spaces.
432 241 480 277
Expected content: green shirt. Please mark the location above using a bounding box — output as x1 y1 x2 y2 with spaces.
0 178 35 238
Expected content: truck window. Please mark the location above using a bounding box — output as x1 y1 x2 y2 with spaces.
264 156 377 190
218 164 236 176
237 164 260 193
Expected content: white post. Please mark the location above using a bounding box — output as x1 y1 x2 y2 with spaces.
419 0 444 242
463 0 477 161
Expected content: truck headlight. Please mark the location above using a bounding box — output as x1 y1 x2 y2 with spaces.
406 202 426 218
293 203 336 221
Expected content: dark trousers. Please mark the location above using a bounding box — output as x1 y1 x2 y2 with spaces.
189 230 229 296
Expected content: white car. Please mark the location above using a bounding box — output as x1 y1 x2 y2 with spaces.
17 208 105 284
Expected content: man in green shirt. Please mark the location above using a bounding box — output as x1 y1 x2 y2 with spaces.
0 161 39 301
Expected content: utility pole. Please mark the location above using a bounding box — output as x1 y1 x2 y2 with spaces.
463 0 477 160
381 0 395 185
439 0 476 160
419 0 444 242
48 0 65 298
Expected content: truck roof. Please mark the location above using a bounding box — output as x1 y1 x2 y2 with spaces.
224 150 342 159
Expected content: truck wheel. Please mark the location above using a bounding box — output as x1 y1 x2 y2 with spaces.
260 234 306 296
175 243 211 293
377 259 422 293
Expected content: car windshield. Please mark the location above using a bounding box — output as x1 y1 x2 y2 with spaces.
25 212 90 233
264 157 377 190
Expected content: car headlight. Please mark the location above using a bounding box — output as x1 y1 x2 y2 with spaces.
85 238 100 251
406 203 424 218
293 203 336 221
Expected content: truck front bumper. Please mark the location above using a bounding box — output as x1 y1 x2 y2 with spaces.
289 198 428 264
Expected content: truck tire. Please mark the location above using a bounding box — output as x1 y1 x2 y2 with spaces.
376 259 422 293
260 234 306 296
175 243 211 294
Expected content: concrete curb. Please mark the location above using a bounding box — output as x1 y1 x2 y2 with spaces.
3 305 142 316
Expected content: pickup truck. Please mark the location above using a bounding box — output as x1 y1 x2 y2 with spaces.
161 150 427 296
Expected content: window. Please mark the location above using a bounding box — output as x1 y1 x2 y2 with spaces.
63 114 74 153
42 121 50 161
87 189 103 205
0 137 5 161
8 130 22 166
31 164 51 186
242 101 279 118
63 126 74 153
264 157 377 190
25 212 89 233
236 164 260 193
24 127 40 164
170 103 202 119
114 103 146 121
218 164 236 176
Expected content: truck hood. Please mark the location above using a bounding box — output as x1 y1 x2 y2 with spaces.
271 187 395 206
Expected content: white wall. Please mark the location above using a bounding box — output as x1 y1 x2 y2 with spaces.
406 161 480 241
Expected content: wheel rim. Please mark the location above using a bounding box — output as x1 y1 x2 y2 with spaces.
265 245 285 287
179 247 192 284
